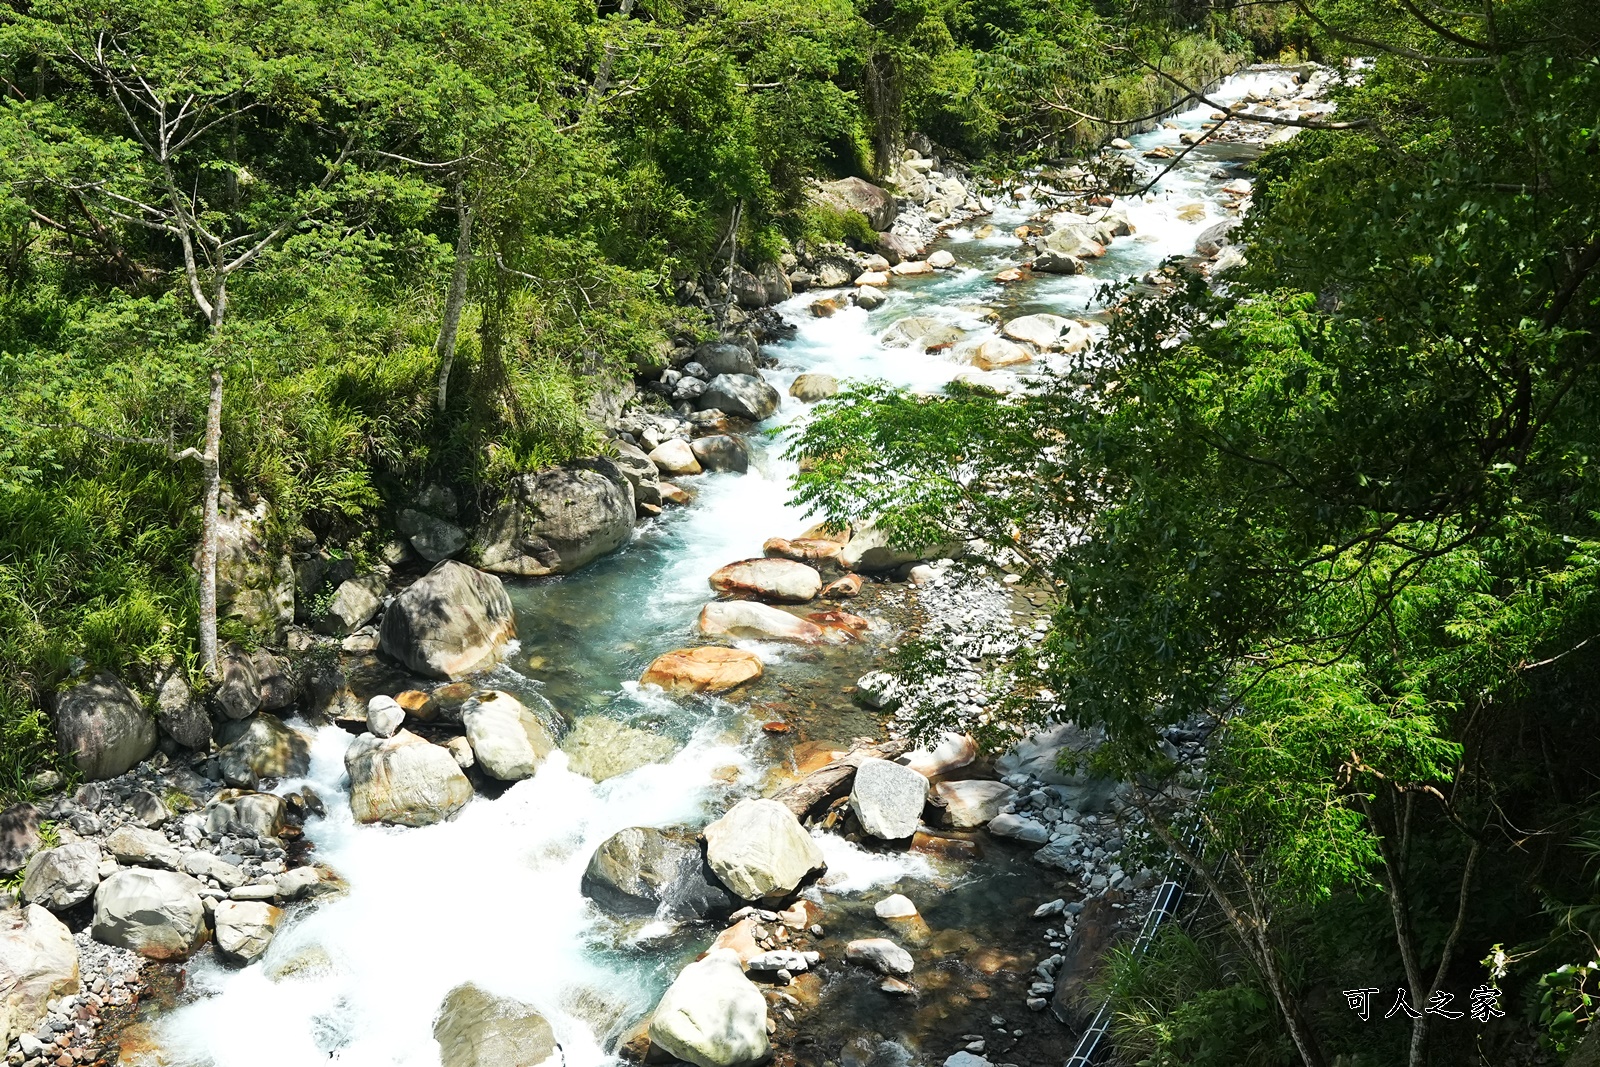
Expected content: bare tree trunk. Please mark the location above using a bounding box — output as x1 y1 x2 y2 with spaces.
435 178 474 414
196 367 223 677
587 0 638 111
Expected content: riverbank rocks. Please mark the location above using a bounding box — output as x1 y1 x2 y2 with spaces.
366 695 405 739
0 904 78 1046
0 804 40 878
703 798 825 903
968 338 1031 371
396 507 468 562
461 691 554 782
216 713 311 784
649 949 770 1067
1001 313 1091 353
764 538 843 567
846 938 914 977
699 374 780 422
610 441 662 509
709 558 822 603
206 791 287 839
641 648 764 695
813 177 896 231
20 842 101 910
928 249 956 270
698 602 823 644
694 342 759 377
789 373 839 403
379 561 516 679
934 780 1016 829
214 900 283 964
582 826 735 920
154 672 210 751
1195 217 1241 257
53 672 157 781
475 460 636 578
855 285 886 310
92 868 207 960
839 522 962 573
823 574 863 598
346 730 473 826
561 716 680 782
691 435 749 473
319 574 385 636
805 610 869 643
649 439 702 476
849 758 928 840
434 983 557 1067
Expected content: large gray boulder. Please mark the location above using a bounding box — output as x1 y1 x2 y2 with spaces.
397 508 469 562
92 868 208 960
581 826 735 921
933 780 1015 829
839 522 963 574
690 435 749 474
433 983 557 1067
318 575 384 636
53 672 156 780
882 316 965 351
0 804 41 877
346 730 473 827
213 900 283 964
213 645 263 721
693 343 758 377
379 561 516 679
698 374 780 422
104 825 180 870
708 558 822 603
474 460 635 578
788 373 838 403
813 177 897 230
649 949 769 1067
216 713 311 783
702 799 825 903
0 904 79 1047
995 722 1123 812
461 691 555 782
849 758 928 840
20 842 101 911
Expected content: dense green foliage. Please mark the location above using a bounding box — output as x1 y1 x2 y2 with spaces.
791 2 1600 1063
0 0 1258 790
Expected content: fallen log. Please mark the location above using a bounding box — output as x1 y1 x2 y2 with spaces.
770 737 912 820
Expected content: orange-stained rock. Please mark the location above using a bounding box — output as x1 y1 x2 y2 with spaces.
822 574 863 599
800 522 850 544
763 537 844 565
658 482 693 506
804 610 870 642
811 297 846 318
710 916 762 962
708 558 822 603
640 647 763 694
789 740 850 777
995 268 1024 283
698 601 824 644
395 690 436 721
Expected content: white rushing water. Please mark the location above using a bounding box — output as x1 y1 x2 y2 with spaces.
145 66 1304 1067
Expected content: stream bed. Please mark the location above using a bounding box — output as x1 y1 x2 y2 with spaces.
136 66 1306 1067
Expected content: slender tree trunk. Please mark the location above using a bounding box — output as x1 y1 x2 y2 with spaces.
435 179 474 414
197 367 223 677
587 0 637 110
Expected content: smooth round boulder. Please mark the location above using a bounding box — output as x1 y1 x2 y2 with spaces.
649 949 770 1067
366 696 405 739
698 602 823 644
345 730 473 826
702 798 825 903
708 558 822 604
20 842 101 911
213 900 283 965
787 374 838 403
92 869 207 960
849 758 929 840
883 316 963 350
901 732 978 778
1001 313 1090 353
845 937 914 977
854 285 886 310
690 435 749 474
763 537 843 566
640 648 764 695
649 439 702 476
969 338 1031 371
378 561 516 679
890 259 932 276
927 249 955 270
581 826 736 921
0 904 78 1047
473 460 635 578
934 780 1017 829
104 825 180 870
434 983 557 1067
461 692 555 782
698 374 781 422
693 342 758 377
52 673 156 781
